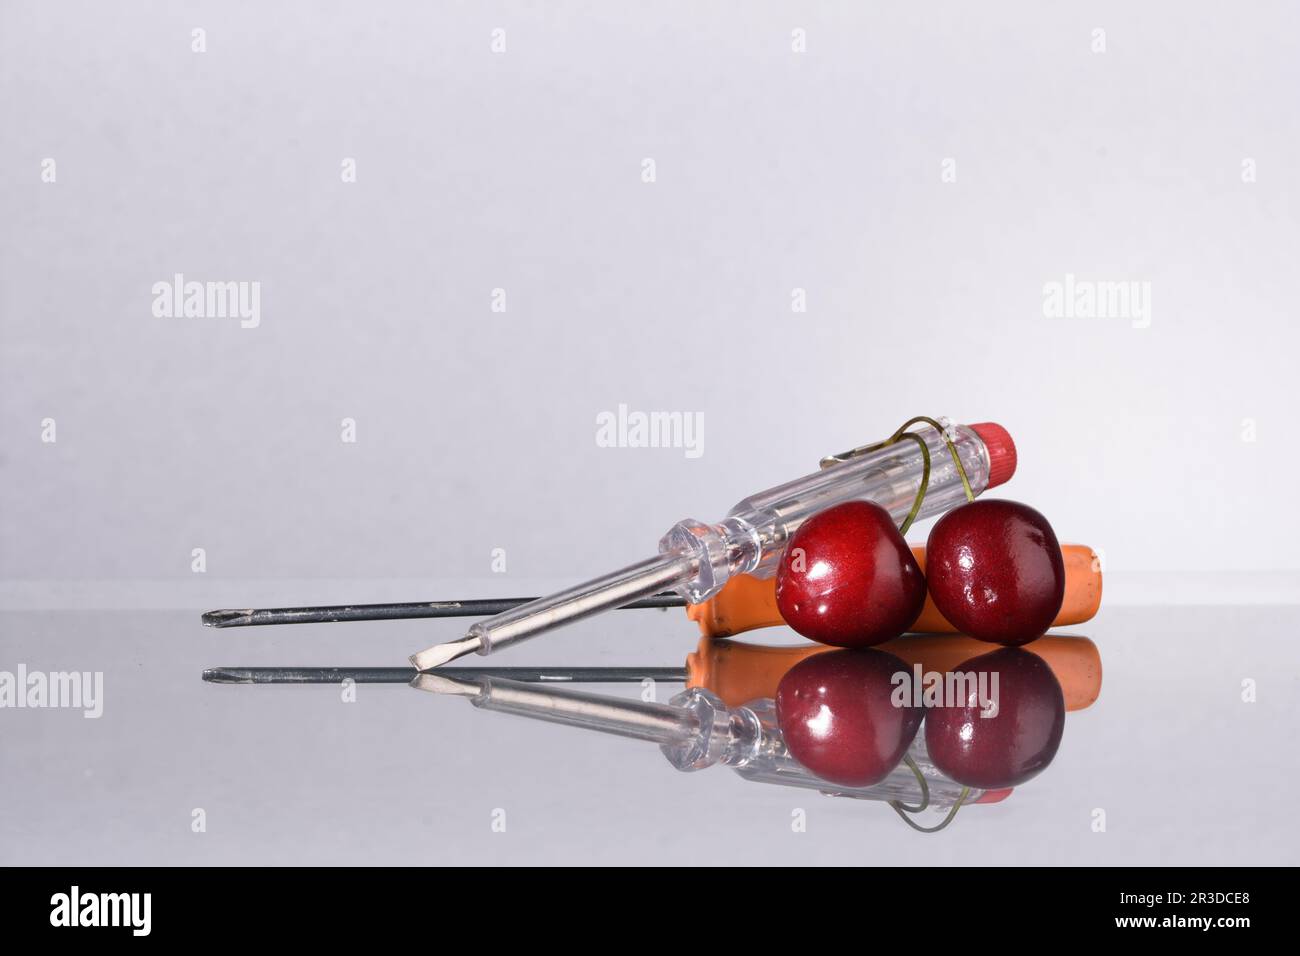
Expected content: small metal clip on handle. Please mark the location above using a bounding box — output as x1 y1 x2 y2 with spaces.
818 416 958 470
819 443 870 469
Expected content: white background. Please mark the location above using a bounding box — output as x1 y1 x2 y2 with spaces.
3 2 1298 610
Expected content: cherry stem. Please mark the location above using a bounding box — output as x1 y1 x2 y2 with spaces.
891 753 932 813
894 433 931 536
889 786 971 834
890 416 977 505
864 415 976 536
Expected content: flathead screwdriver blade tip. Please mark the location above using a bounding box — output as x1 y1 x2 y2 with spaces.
202 609 254 628
410 634 483 671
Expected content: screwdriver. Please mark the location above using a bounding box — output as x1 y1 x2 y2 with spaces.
409 418 1017 668
410 672 1008 817
204 632 1102 713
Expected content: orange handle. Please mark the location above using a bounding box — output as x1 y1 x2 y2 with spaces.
686 543 1102 638
685 633 1102 712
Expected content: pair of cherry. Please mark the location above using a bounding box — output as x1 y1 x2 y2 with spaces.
776 497 1067 649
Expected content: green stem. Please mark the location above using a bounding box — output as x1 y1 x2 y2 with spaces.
894 433 931 536
826 415 979 535
891 416 976 504
889 753 931 813
889 787 971 834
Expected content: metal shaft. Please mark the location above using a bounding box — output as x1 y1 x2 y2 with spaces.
202 592 685 629
203 666 687 685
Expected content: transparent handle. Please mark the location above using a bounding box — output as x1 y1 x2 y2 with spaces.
661 422 991 601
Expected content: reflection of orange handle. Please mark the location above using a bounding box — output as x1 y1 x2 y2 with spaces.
686 543 1102 638
686 634 1102 712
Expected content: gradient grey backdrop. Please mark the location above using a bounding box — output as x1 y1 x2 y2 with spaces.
2 2 1298 865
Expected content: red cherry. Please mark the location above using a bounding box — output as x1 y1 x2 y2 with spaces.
776 648 923 787
925 499 1065 646
775 501 926 648
924 647 1065 789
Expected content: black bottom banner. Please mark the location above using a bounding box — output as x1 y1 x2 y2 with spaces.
0 867 1278 941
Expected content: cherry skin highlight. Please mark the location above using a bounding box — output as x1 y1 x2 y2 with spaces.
775 501 926 648
775 648 923 787
925 499 1065 646
924 647 1065 790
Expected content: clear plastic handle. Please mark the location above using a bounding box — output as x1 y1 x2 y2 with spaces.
660 422 991 601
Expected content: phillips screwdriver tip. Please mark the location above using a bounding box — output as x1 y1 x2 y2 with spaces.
410 634 483 671
202 667 246 683
202 609 254 628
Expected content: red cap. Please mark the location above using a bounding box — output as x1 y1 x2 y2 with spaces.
974 787 1014 805
969 422 1016 490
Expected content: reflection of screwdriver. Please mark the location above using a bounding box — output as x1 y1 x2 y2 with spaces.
204 633 1101 712
410 420 1017 668
203 542 1101 636
411 673 1009 813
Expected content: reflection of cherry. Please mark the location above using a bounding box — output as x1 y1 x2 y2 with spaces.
776 648 922 787
925 499 1065 646
925 647 1065 789
776 501 926 647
